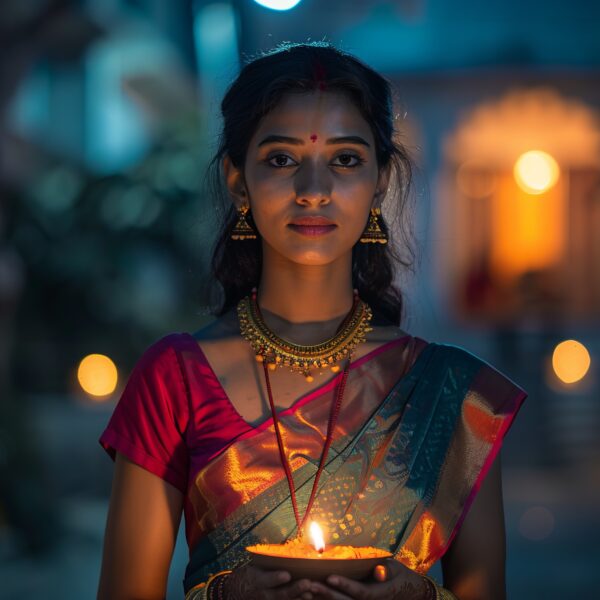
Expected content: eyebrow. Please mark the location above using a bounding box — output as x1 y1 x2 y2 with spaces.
257 134 371 148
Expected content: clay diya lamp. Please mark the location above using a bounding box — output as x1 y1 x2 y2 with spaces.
246 521 392 582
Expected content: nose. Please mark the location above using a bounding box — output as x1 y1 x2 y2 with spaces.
294 160 332 206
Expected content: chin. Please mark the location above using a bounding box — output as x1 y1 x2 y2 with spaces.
264 237 349 267
287 248 344 266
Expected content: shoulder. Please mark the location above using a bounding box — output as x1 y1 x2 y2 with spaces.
401 338 494 374
139 332 191 359
431 341 515 380
125 332 199 385
431 342 488 370
426 342 528 416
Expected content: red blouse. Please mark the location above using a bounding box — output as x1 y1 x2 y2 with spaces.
99 332 415 550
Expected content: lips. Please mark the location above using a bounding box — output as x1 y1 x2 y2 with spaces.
287 224 337 237
288 216 336 227
287 215 337 237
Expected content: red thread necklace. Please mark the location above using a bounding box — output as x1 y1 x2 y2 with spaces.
252 293 353 536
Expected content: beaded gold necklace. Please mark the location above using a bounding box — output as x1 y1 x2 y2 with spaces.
237 288 373 382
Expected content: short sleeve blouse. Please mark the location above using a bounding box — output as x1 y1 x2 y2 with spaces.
99 334 193 493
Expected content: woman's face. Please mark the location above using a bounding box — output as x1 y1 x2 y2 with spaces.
227 90 388 266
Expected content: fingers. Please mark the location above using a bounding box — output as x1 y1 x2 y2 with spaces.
376 558 407 580
324 575 389 599
239 566 324 599
308 581 354 600
280 578 313 599
373 564 387 583
254 568 292 589
247 567 320 600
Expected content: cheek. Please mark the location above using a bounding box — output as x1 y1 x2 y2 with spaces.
247 170 293 209
336 183 376 227
335 174 378 203
247 195 288 242
245 175 289 228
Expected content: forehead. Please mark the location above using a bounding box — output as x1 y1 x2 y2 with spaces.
251 91 374 142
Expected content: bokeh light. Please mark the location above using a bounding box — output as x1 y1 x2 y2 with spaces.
254 0 303 10
77 354 118 398
552 339 591 384
514 150 560 194
519 506 555 541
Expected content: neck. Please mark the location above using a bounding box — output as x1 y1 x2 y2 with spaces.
255 252 355 345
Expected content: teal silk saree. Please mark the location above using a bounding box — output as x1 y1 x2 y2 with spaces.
182 337 526 593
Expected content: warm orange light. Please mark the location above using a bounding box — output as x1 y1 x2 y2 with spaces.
514 150 560 194
491 171 565 279
552 340 591 384
309 521 325 553
77 353 118 398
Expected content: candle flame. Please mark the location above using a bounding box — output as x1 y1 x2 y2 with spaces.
309 521 325 553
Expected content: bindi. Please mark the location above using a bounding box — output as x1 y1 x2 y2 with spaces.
310 134 318 143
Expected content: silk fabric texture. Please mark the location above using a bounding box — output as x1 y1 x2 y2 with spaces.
99 333 526 595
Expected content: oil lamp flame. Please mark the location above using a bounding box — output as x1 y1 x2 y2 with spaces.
309 521 325 554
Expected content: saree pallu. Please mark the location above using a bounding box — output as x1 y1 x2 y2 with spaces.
183 339 526 593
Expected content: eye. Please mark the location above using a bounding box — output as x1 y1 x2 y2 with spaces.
331 153 365 168
265 152 365 169
267 154 298 168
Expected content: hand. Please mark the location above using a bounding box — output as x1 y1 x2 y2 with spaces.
225 564 316 600
307 558 431 600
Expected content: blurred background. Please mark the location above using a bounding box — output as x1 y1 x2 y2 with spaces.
0 0 599 598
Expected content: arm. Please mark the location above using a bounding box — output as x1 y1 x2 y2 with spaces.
441 452 506 600
97 452 184 600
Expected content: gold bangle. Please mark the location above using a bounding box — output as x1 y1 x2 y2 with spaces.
422 575 439 600
185 569 233 600
184 582 207 600
206 570 233 600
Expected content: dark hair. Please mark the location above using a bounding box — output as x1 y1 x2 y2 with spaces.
206 42 416 326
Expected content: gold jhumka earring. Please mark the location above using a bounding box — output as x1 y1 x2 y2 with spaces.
359 207 388 244
231 204 257 240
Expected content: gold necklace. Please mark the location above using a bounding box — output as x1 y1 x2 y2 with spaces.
237 287 373 382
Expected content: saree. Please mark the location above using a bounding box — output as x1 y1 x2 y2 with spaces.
181 336 526 593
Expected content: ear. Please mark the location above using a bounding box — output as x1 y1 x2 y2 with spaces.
222 155 248 208
373 163 392 208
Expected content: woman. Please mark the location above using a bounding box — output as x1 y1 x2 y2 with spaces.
97 43 526 600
